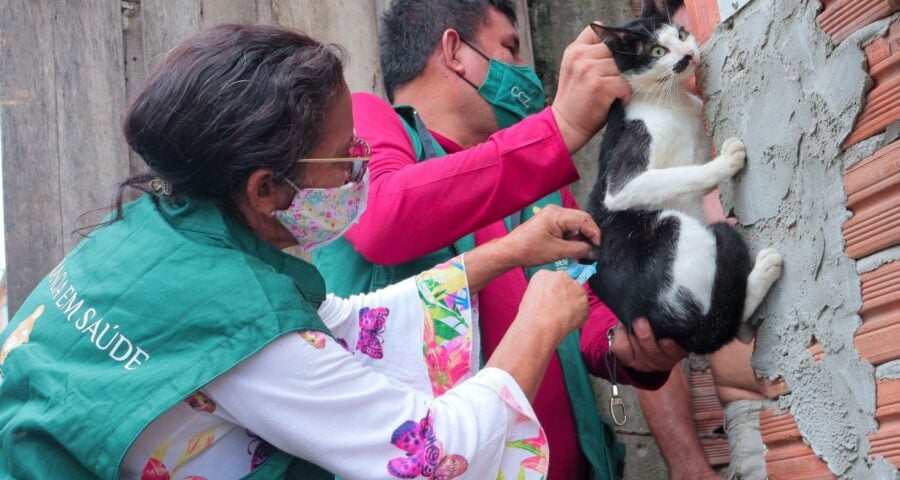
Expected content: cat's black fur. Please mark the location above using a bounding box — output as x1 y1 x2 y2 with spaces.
585 0 755 354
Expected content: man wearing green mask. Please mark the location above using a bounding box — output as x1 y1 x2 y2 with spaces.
314 1 698 478
454 37 547 129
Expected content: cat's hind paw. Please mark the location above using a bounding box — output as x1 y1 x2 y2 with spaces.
747 248 783 301
753 248 784 282
738 248 784 341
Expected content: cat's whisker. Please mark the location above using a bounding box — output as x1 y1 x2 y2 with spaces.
647 77 667 108
656 75 672 100
635 79 656 100
610 49 639 56
665 75 678 106
631 80 650 96
646 79 659 102
656 79 668 108
666 79 676 105
654 78 670 104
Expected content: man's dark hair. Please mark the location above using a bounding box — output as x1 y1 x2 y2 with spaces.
379 0 517 102
117 24 344 221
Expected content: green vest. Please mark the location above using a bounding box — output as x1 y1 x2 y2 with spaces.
314 107 622 479
0 195 331 479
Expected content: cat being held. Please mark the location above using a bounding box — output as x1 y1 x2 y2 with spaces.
586 0 784 354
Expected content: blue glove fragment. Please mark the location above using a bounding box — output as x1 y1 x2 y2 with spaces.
566 261 597 285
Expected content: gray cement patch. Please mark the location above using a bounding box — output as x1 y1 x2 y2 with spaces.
701 1 897 477
857 245 900 274
876 360 900 380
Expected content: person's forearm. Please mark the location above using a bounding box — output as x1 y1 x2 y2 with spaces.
485 317 564 402
348 106 577 265
638 367 718 479
461 205 598 293
205 334 538 479
462 240 518 293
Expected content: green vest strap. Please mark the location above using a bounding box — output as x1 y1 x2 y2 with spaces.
394 105 476 254
557 331 622 479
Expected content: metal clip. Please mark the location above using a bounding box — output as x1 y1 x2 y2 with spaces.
610 385 627 426
606 327 627 425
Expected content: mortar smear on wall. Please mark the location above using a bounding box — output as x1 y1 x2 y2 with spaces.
701 0 897 477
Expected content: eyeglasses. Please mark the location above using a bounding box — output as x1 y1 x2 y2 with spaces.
297 133 370 184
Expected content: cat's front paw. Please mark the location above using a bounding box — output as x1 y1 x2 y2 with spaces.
718 137 746 177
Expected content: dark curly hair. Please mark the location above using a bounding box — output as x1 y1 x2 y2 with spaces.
116 24 345 222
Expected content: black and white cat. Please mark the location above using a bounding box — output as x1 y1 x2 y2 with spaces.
586 0 784 353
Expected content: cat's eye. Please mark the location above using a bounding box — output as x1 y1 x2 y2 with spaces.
678 29 689 41
650 46 669 57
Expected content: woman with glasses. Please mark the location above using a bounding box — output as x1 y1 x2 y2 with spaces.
0 25 600 480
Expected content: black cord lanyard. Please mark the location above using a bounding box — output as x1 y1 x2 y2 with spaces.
605 327 627 426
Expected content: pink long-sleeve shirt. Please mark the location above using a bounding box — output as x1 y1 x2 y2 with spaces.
347 92 667 479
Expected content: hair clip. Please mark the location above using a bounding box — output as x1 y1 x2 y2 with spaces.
149 178 173 196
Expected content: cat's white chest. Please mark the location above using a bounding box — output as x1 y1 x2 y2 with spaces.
626 95 707 170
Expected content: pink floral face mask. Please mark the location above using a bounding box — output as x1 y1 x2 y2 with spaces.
272 172 368 253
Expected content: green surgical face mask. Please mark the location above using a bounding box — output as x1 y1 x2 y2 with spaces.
460 40 547 129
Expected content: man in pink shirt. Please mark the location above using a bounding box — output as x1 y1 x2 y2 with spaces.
314 1 692 478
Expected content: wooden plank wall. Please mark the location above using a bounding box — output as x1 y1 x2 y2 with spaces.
2 0 68 315
0 0 533 314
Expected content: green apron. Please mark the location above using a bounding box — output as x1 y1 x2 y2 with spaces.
314 106 622 479
0 195 331 479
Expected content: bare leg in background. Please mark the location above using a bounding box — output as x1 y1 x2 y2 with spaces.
638 365 720 479
710 340 766 405
710 340 769 480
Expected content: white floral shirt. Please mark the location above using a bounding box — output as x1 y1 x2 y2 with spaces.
121 256 548 479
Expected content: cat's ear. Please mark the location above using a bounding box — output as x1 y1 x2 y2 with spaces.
640 0 659 17
591 22 628 44
664 0 685 18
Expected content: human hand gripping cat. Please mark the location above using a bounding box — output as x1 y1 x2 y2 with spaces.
464 205 600 292
610 318 687 372
552 23 632 154
501 204 601 266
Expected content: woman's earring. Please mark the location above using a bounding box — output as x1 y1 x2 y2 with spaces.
149 178 173 196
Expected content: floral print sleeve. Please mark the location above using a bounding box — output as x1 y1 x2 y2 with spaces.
315 255 548 479
314 255 479 396
415 256 477 396
415 256 548 479
125 256 548 479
